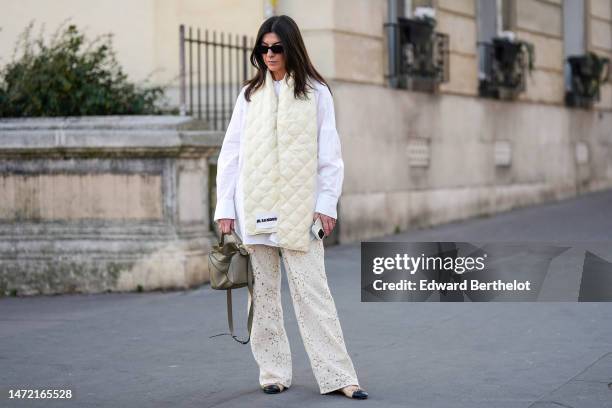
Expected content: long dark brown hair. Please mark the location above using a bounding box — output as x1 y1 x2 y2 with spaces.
244 15 331 102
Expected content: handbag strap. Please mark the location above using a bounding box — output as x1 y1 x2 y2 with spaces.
208 254 254 344
220 229 242 247
226 260 254 344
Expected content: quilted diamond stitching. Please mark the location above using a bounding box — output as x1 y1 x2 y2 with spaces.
242 70 317 252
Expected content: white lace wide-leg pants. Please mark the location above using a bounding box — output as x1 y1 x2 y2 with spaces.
246 238 360 394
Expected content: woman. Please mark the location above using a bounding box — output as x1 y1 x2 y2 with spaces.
214 15 368 400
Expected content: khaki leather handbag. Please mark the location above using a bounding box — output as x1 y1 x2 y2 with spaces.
208 230 254 344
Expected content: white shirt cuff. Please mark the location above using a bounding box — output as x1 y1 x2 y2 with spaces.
213 199 236 221
315 194 338 219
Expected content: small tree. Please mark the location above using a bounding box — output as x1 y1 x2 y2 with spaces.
0 21 166 117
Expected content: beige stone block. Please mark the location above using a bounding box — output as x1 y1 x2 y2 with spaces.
277 0 334 30
0 176 12 219
426 96 493 186
339 192 388 241
116 242 187 291
439 52 479 95
185 253 208 286
107 174 127 219
141 174 164 219
492 182 551 212
407 186 495 228
438 0 475 16
0 173 163 221
517 30 563 71
384 190 411 232
429 139 492 187
125 173 162 220
125 174 141 219
89 174 108 219
52 174 79 219
333 0 385 38
334 31 385 84
405 189 428 229
594 82 612 109
590 0 612 19
302 31 336 79
437 10 477 55
333 83 427 194
16 175 41 219
590 18 612 51
516 0 562 37
178 172 204 222
519 69 565 103
435 187 489 223
75 173 91 219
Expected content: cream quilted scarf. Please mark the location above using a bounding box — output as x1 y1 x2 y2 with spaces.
241 69 317 252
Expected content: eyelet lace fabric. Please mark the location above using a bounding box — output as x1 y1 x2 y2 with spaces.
246 238 360 394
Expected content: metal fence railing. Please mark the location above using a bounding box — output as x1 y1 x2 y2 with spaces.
179 25 256 130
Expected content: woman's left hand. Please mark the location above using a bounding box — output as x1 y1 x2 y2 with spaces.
313 212 337 237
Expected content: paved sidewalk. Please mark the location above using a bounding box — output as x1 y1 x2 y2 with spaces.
2 189 612 407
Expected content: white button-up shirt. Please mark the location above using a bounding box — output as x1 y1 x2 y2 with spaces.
213 77 344 246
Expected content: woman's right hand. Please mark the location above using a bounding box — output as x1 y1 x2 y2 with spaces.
217 218 235 234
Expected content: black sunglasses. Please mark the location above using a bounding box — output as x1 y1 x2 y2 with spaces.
256 44 284 54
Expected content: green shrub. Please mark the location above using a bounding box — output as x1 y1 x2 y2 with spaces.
0 21 166 117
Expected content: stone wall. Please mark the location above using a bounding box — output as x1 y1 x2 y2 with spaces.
437 0 479 96
590 0 612 109
331 80 612 242
0 116 222 296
